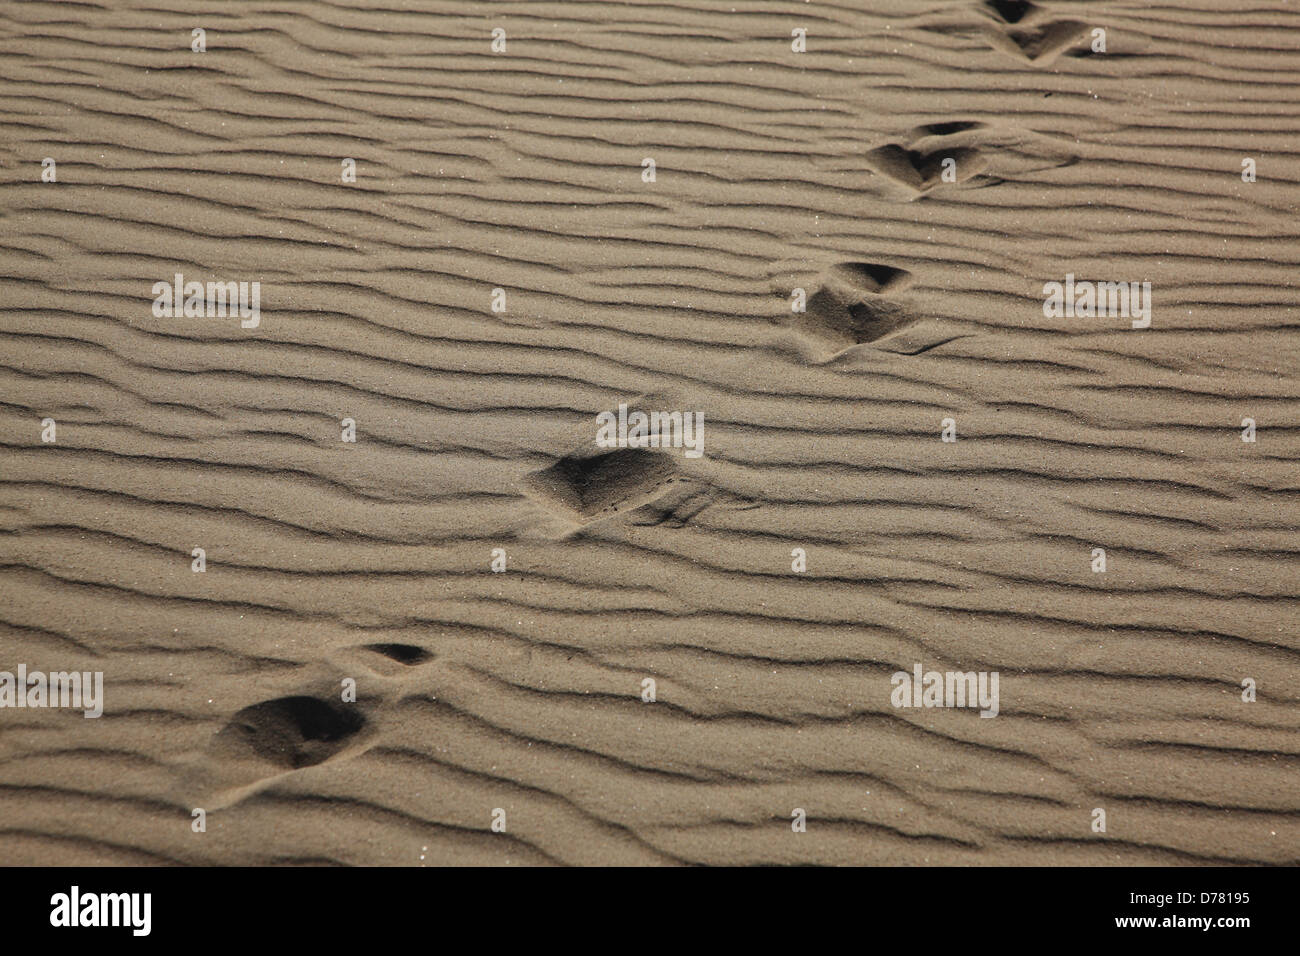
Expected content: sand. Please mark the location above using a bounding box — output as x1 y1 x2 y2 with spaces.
0 0 1297 866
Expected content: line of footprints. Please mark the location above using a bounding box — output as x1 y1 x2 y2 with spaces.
23 12 1274 854
36 407 1268 851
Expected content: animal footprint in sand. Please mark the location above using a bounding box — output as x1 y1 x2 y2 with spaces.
770 261 931 361
214 695 367 770
182 693 374 809
524 446 748 531
865 121 1077 199
865 142 988 197
527 447 681 521
978 0 1088 65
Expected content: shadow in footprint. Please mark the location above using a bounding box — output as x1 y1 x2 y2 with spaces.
214 695 365 770
984 0 1042 25
826 261 913 295
364 643 433 666
912 120 988 137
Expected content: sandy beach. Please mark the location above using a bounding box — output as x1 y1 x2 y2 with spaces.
0 0 1297 865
